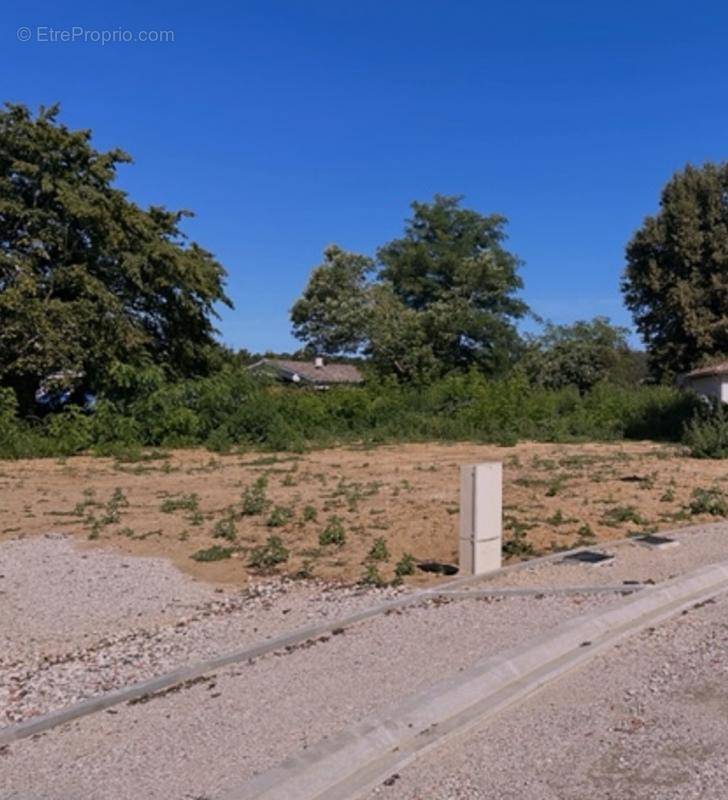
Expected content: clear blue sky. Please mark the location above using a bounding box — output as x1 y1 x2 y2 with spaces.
5 1 728 352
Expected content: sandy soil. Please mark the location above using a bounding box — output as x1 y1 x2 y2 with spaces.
1 440 726 586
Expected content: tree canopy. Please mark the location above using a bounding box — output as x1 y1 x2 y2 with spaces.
291 195 528 381
520 316 643 393
622 162 728 380
0 103 230 410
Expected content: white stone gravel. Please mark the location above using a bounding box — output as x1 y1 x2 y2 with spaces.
0 535 406 724
477 522 728 591
366 591 728 800
0 590 611 798
3 524 728 799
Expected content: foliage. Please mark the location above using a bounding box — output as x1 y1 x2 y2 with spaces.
0 104 230 412
521 317 642 394
622 162 728 380
241 475 269 515
683 403 728 458
212 515 237 541
248 535 289 569
266 505 293 527
394 553 416 577
190 545 234 562
688 487 728 516
367 537 390 562
0 369 703 460
291 195 528 381
319 516 346 546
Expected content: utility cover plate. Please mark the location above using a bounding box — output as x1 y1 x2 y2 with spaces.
635 534 679 549
562 550 615 566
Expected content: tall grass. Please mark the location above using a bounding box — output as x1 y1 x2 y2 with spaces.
0 370 700 459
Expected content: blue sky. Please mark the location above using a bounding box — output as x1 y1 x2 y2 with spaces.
5 1 728 352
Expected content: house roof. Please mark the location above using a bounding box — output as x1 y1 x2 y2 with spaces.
685 361 728 379
250 358 364 385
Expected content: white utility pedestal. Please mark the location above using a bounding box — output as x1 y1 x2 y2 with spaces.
459 462 502 575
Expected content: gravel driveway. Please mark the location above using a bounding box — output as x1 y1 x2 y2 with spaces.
366 591 728 800
3 525 728 799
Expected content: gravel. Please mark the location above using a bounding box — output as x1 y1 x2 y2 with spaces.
476 522 728 591
366 591 728 800
3 524 728 799
0 587 611 797
0 535 407 724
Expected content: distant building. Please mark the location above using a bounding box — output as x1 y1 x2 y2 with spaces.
248 357 364 388
680 361 728 403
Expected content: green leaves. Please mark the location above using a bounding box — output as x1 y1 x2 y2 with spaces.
0 103 230 411
622 162 728 380
290 195 528 381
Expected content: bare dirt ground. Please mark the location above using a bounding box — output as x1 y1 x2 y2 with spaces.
1 440 726 586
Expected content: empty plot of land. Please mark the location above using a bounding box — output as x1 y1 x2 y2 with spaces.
1 441 727 587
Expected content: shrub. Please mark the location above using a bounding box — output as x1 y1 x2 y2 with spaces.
212 515 237 541
360 563 385 586
241 476 269 516
266 505 294 527
367 537 390 562
683 405 728 458
688 487 728 516
161 493 199 513
394 553 416 577
249 535 289 569
319 516 346 547
190 545 234 562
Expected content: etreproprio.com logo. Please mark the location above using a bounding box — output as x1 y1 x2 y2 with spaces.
17 26 175 44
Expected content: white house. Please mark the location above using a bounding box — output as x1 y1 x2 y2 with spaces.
680 361 728 403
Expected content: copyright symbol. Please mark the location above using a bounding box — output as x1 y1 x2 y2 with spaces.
17 27 32 42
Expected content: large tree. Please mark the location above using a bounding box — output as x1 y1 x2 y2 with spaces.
520 316 642 394
0 103 230 410
291 195 528 380
622 162 728 380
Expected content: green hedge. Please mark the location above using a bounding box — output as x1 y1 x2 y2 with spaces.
0 370 701 459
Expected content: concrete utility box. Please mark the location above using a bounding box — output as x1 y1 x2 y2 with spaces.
459 462 502 575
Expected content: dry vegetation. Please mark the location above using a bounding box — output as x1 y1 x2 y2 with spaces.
1 441 727 587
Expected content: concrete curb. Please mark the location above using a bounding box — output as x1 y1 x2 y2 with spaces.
226 560 728 800
0 523 718 746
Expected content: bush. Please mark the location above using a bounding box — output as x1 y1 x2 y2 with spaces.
319 516 346 547
683 404 728 458
249 535 289 569
688 487 728 516
0 367 707 459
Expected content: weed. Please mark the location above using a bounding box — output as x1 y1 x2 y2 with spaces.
266 505 294 527
688 487 728 516
190 545 234 562
241 476 269 516
249 535 289 569
660 488 675 503
394 553 416 577
319 516 346 547
367 537 390 562
601 505 647 527
212 515 237 542
301 504 317 522
360 563 386 587
161 493 199 514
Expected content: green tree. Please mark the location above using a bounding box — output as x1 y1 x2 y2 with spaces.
521 317 637 393
291 195 528 380
290 245 373 354
0 103 230 410
622 162 728 380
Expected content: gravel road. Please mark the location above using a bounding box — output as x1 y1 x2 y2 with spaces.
0 539 613 799
366 590 728 800
2 524 728 799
